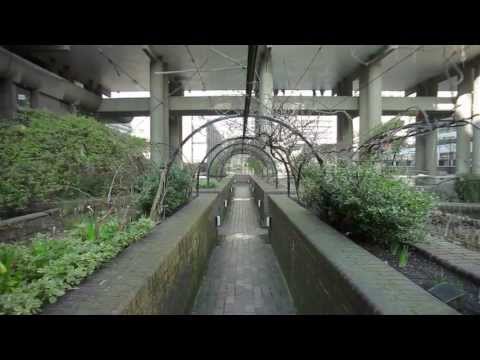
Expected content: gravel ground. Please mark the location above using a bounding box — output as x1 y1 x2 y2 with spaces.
427 211 480 252
361 242 480 315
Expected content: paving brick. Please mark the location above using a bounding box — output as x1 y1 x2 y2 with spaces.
191 183 297 315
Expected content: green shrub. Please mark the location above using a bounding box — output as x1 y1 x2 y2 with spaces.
135 165 193 217
246 157 264 174
301 162 436 248
199 179 219 189
455 174 480 202
0 110 147 217
0 215 154 315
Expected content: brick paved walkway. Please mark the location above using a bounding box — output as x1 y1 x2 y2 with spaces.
414 235 480 285
191 183 296 315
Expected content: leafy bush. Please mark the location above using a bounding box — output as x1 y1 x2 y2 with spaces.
455 174 480 203
199 179 219 189
246 157 264 174
301 162 436 249
135 165 193 217
0 110 147 217
0 215 154 315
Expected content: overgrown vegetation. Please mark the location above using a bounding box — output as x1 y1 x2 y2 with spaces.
0 215 154 315
135 165 193 217
301 162 436 265
246 157 264 175
455 174 480 203
0 110 147 218
0 110 200 315
199 179 219 189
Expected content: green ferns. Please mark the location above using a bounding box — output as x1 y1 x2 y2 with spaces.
0 216 154 315
0 110 147 217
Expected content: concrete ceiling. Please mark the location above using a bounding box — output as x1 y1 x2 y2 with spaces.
7 45 480 93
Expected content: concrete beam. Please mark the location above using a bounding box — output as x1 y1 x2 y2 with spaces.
0 46 101 113
98 96 455 117
405 53 480 96
16 45 71 53
344 45 398 83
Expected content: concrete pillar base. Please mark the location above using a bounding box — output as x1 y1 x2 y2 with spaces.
455 64 474 176
472 63 480 176
169 113 183 162
415 82 438 175
0 78 17 119
336 79 353 153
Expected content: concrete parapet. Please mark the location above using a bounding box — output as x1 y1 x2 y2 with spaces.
42 177 234 314
249 176 458 315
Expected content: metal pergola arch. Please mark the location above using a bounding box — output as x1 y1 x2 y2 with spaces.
194 135 282 189
150 114 324 218
165 114 323 176
200 142 278 195
210 146 274 180
164 114 322 194
216 149 272 180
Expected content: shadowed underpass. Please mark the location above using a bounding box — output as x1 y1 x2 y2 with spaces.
191 181 296 315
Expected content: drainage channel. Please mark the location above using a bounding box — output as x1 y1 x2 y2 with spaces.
191 182 296 315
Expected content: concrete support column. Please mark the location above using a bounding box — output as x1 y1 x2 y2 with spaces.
415 128 426 172
415 81 439 175
30 89 40 109
455 64 474 175
359 61 382 144
149 59 169 167
0 78 17 119
169 80 183 163
472 63 480 175
336 79 353 151
256 47 273 136
169 113 182 160
207 124 214 165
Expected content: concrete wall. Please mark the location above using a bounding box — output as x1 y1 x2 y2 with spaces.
250 176 287 230
42 177 233 315
250 176 458 315
0 46 101 118
0 209 64 244
437 202 480 220
0 196 135 244
33 92 71 114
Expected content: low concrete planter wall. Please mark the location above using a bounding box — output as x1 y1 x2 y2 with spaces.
250 176 287 229
42 177 233 315
428 210 480 251
0 208 64 243
0 195 135 244
250 176 458 315
438 202 480 220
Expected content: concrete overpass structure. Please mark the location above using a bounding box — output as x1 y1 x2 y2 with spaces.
2 45 480 175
